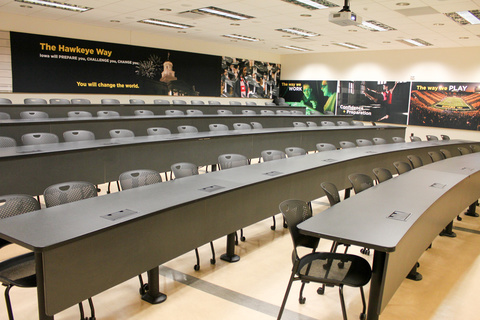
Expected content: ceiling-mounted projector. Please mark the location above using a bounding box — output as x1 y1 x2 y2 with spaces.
329 11 362 26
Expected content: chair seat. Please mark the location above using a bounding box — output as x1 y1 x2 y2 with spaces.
297 252 371 288
0 252 36 288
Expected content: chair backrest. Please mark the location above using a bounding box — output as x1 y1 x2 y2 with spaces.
261 150 286 162
170 162 199 179
165 109 185 116
324 111 334 115
0 136 16 148
392 136 405 143
316 143 336 152
293 121 307 128
233 123 251 130
0 194 40 220
245 101 257 106
372 167 392 183
242 110 256 115
22 133 59 145
208 101 221 105
348 173 374 194
407 154 423 168
339 141 356 149
154 99 170 105
373 137 387 145
440 149 452 158
260 110 274 115
279 199 319 254
109 129 135 139
229 101 241 105
441 135 450 140
0 98 12 104
67 111 93 118
285 147 306 157
336 121 350 126
44 181 97 207
186 109 203 115
101 98 120 105
265 102 277 106
49 98 70 104
119 169 162 190
470 145 480 153
356 139 373 146
276 110 291 114
20 111 49 119
320 121 335 126
129 99 145 104
190 100 205 105
217 109 233 115
209 124 229 132
0 112 11 119
320 182 341 206
147 127 171 136
24 98 47 104
250 122 263 129
306 121 317 127
352 121 364 126
134 110 154 116
410 135 421 142
428 151 444 162
63 130 95 142
458 146 472 155
177 125 198 133
71 98 91 104
291 110 304 115
172 100 187 105
218 154 249 169
97 110 120 117
426 135 438 141
393 161 411 175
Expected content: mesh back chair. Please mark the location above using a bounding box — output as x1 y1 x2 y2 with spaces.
260 110 274 115
209 124 229 132
21 133 59 145
458 147 472 155
261 150 286 162
97 110 120 117
217 109 233 115
426 135 438 141
119 169 162 190
153 99 170 105
428 151 444 162
441 135 450 140
0 137 16 148
165 109 184 116
291 110 304 115
245 101 257 105
43 182 97 319
276 110 291 114
393 161 411 175
250 122 263 129
373 137 387 145
293 121 307 127
306 121 318 127
407 154 423 168
392 136 405 143
410 135 421 142
67 111 93 118
190 100 205 105
352 121 364 126
440 149 452 158
241 110 256 115
285 147 306 157
0 98 12 104
71 98 91 104
0 112 10 119
177 125 198 133
316 143 336 152
470 145 480 153
321 121 335 126
170 162 216 270
348 173 374 195
20 111 48 119
372 168 393 184
101 98 120 104
172 100 186 105
147 127 171 136
63 130 95 142
324 111 334 115
339 141 356 149
229 101 241 105
186 109 203 115
49 98 70 104
134 110 154 116
336 121 350 126
208 101 221 105
24 98 47 104
0 194 40 320
266 102 277 106
109 129 135 139
233 123 252 130
129 99 145 104
277 199 371 320
356 139 373 146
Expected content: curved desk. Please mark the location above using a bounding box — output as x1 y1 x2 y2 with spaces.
0 140 476 319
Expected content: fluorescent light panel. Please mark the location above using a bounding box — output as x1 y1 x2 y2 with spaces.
457 10 480 24
358 20 396 32
139 19 193 29
445 10 480 25
15 0 91 12
281 45 312 52
333 42 365 49
276 28 320 37
195 7 254 20
281 0 338 10
223 34 260 42
398 38 432 47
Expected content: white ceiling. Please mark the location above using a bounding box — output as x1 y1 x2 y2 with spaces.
1 0 480 54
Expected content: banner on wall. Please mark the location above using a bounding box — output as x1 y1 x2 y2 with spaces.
409 82 480 131
279 80 337 114
10 32 222 96
337 81 410 125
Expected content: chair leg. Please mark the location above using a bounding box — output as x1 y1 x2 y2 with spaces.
4 285 14 320
338 285 348 320
359 286 367 320
78 302 85 320
210 242 216 264
283 216 288 228
87 297 95 320
277 272 296 320
194 248 200 271
240 228 246 242
271 215 276 230
138 274 148 295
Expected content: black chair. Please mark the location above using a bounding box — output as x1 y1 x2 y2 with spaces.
372 167 393 184
393 161 412 175
277 199 371 320
407 154 423 169
0 137 16 148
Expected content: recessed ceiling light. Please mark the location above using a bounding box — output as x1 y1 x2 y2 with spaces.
194 6 254 20
178 31 187 34
222 34 260 42
348 29 357 32
19 4 32 8
159 8 171 12
281 45 312 52
396 2 410 6
459 36 469 39
139 19 193 29
333 42 366 49
110 20 120 23
276 28 320 37
383 41 391 43
15 0 92 12
398 38 432 47
231 23 240 26
282 35 291 38
282 0 338 10
300 14 312 17
445 10 480 25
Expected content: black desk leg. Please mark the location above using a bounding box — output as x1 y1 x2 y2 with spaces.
465 201 479 217
220 233 240 263
141 267 167 304
366 251 386 320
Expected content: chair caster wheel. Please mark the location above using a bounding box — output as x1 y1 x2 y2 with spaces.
210 259 216 265
271 225 276 230
241 236 246 242
283 222 288 228
360 248 370 255
235 240 239 245
194 264 200 271
317 287 324 295
299 297 306 304
139 283 149 295
338 261 345 269
360 312 366 320
457 216 462 221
